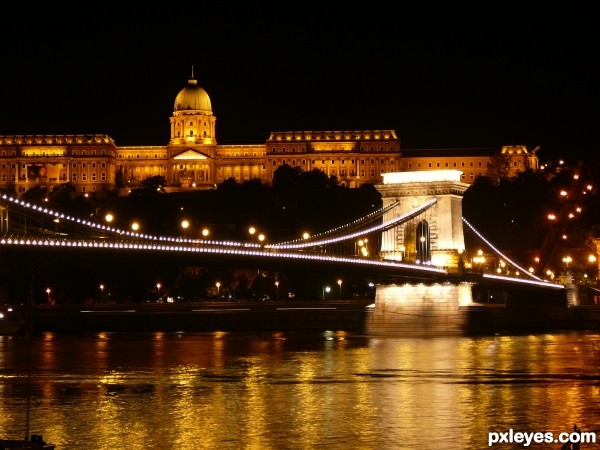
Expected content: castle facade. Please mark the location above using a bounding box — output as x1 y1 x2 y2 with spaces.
0 73 539 198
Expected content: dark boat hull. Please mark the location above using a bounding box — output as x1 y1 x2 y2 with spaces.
0 438 55 449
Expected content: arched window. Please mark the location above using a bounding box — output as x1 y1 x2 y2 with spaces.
416 220 431 263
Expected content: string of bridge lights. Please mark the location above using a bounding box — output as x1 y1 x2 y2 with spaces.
0 193 264 248
0 193 446 275
269 198 438 250
462 217 544 282
274 200 401 246
0 193 566 288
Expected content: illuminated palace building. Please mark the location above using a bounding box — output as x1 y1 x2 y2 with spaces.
0 73 539 197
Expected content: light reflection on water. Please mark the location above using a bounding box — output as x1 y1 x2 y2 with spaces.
0 331 599 449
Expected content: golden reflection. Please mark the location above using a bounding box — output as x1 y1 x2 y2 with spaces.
3 332 599 448
152 332 166 366
42 332 55 341
97 332 109 340
40 334 58 372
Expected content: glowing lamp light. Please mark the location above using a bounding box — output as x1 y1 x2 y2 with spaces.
382 170 463 184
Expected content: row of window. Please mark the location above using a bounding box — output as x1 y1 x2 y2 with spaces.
0 162 107 170
16 184 103 194
0 150 111 157
2 172 109 182
403 160 490 169
271 145 397 153
6 173 107 182
217 152 265 158
174 121 209 128
270 158 398 166
71 173 107 181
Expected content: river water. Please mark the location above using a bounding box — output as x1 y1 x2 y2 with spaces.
0 330 599 449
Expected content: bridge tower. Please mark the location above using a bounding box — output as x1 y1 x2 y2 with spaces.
375 170 469 269
366 170 474 336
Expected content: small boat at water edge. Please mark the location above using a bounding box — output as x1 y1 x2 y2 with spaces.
0 435 55 449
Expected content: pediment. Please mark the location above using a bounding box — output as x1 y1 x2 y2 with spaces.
172 149 209 160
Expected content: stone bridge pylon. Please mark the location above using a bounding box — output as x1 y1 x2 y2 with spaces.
375 170 470 269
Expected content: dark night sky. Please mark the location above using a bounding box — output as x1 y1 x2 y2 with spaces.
0 11 596 163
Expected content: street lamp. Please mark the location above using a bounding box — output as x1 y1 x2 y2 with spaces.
588 254 598 281
337 279 342 298
216 282 221 299
275 281 279 300
100 284 104 301
356 239 369 257
46 288 51 303
249 227 266 245
156 283 161 301
181 219 190 238
562 256 572 272
322 285 330 300
473 250 486 272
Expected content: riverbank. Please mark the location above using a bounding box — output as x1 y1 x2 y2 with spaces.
10 300 600 336
17 300 373 334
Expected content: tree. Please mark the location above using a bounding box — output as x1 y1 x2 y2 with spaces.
137 175 166 194
21 185 49 203
272 165 303 192
486 153 511 185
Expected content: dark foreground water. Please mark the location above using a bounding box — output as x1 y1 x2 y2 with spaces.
0 330 599 449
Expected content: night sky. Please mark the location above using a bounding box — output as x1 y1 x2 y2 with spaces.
0 11 596 163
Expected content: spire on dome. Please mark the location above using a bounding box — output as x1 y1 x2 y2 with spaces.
188 65 197 86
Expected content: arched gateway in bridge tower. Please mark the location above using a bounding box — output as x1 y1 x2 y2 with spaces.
376 170 469 269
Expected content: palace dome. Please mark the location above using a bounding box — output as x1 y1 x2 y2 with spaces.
174 77 212 112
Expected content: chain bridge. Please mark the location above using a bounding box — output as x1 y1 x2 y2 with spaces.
0 170 573 335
